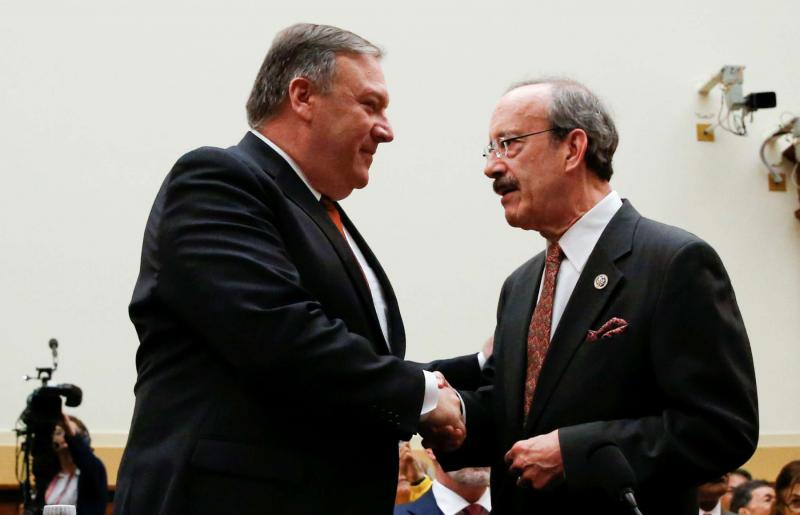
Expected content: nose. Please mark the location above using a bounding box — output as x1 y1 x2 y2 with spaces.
373 116 394 143
484 154 506 179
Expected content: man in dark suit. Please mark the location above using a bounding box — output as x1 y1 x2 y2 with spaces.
114 23 465 515
440 79 759 514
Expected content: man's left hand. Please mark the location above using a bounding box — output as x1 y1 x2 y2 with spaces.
504 429 564 490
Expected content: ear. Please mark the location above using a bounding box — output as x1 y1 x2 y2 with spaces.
287 76 316 122
562 128 589 173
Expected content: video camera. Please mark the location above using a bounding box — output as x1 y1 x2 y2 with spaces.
15 339 83 515
21 384 83 427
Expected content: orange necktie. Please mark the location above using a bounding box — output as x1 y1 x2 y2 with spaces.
321 197 346 238
321 197 370 287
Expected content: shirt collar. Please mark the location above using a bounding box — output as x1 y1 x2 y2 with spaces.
554 190 622 273
431 480 491 515
249 129 321 200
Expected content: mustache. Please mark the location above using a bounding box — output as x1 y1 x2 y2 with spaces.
492 174 519 194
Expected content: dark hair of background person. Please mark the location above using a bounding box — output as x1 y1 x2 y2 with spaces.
39 414 108 515
775 460 800 512
69 415 89 439
38 415 91 487
729 479 772 512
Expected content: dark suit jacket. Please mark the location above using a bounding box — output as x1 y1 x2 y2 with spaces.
441 201 758 515
114 132 473 515
393 488 443 515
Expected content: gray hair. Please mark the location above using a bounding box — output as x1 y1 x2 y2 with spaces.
508 78 618 181
246 23 383 128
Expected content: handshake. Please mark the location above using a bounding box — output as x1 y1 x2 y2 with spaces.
418 372 466 451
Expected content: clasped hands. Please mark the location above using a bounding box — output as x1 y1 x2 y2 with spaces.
418 372 466 451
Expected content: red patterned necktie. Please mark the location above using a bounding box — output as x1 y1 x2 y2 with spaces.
462 504 486 515
524 243 564 418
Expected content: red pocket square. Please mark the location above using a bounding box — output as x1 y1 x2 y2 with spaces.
586 317 629 342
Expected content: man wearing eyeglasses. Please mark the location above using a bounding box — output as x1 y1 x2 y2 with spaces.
439 79 759 515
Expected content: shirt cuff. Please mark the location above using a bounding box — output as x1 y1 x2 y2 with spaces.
420 370 440 417
477 351 487 369
456 389 466 425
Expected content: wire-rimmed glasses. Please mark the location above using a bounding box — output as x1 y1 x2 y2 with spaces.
482 127 559 160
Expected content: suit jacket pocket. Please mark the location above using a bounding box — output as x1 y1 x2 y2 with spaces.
190 438 304 482
583 330 632 350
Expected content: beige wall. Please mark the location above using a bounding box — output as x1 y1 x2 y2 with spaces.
1 0 798 463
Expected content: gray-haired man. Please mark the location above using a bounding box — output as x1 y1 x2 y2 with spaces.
114 23 465 515
439 79 758 514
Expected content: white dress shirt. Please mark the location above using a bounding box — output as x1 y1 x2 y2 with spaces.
539 190 623 338
249 130 439 414
45 470 79 506
431 479 492 515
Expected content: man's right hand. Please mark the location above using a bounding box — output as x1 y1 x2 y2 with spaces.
418 374 466 451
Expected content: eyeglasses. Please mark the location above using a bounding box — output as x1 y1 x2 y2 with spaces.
482 127 560 160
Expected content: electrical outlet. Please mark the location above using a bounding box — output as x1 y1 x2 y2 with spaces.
696 123 715 142
768 173 787 191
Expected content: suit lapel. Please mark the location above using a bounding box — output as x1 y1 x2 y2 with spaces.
305 200 385 348
339 209 405 357
524 201 640 433
234 133 385 351
502 253 545 435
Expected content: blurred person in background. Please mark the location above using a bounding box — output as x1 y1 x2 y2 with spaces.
396 335 495 507
395 448 490 515
722 469 754 511
698 475 735 515
729 480 774 515
774 460 800 515
41 412 107 515
396 442 433 505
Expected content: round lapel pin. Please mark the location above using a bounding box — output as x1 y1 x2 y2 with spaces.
594 274 608 290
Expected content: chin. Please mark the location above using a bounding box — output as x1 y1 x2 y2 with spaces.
353 172 370 189
504 201 539 231
503 209 522 228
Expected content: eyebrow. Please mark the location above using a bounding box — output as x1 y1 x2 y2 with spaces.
360 87 389 107
491 129 523 140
